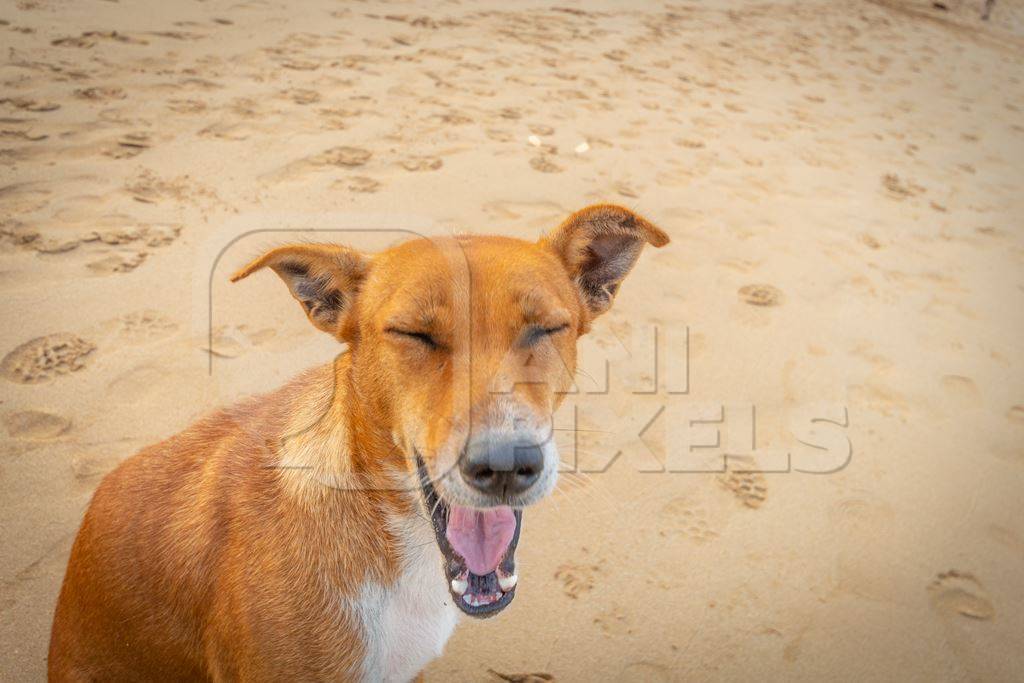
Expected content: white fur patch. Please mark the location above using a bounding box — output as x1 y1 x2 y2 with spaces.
348 513 459 683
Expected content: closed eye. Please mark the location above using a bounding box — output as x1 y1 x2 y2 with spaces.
386 327 442 350
522 323 570 347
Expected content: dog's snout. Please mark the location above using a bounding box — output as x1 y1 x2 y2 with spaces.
460 437 544 499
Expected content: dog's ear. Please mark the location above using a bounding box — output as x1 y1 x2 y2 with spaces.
231 244 370 339
542 204 669 320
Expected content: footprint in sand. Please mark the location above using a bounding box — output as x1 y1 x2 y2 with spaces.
100 310 178 344
333 176 381 193
280 59 320 71
496 107 523 120
720 258 763 275
940 375 980 401
317 105 366 124
674 137 705 149
738 284 783 307
103 132 152 159
613 181 640 198
717 457 768 509
1 129 48 142
487 670 553 682
3 410 71 440
1 334 95 384
485 128 514 143
554 554 603 599
928 570 995 621
87 251 147 274
529 156 563 173
124 172 215 207
198 121 260 141
31 236 81 254
860 233 882 249
0 182 51 216
0 97 60 112
848 380 908 420
51 30 147 48
174 76 223 92
166 99 207 114
88 223 181 248
658 496 719 543
431 110 473 126
146 30 205 42
282 88 320 105
74 86 126 101
72 452 124 483
268 147 372 181
593 605 633 637
399 156 443 172
881 173 924 200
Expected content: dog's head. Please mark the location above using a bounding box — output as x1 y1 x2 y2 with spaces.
233 204 668 616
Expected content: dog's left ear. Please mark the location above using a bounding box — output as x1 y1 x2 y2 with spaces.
542 204 669 320
231 243 370 340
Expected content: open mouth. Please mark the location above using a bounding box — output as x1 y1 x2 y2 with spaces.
416 455 522 617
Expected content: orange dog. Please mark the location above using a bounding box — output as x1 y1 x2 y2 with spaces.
48 205 668 681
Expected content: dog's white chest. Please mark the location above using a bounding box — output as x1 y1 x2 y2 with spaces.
351 519 459 683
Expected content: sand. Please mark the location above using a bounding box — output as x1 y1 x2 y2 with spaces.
2 0 1023 680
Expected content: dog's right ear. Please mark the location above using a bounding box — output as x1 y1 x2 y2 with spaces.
231 244 370 340
542 204 668 323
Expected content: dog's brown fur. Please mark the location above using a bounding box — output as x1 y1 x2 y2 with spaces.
48 205 668 681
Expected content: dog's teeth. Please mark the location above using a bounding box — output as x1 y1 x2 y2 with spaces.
498 573 518 591
451 578 468 595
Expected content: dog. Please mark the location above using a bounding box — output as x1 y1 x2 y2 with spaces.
48 204 668 682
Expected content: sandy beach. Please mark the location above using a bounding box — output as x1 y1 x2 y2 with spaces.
2 0 1023 679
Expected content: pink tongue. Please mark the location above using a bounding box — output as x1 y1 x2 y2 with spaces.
445 505 516 575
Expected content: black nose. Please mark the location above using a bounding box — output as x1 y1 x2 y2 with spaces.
460 436 544 498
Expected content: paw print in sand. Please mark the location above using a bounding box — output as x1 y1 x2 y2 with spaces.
928 570 995 621
658 497 719 543
554 555 602 599
1 333 95 384
738 284 783 307
717 458 768 509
